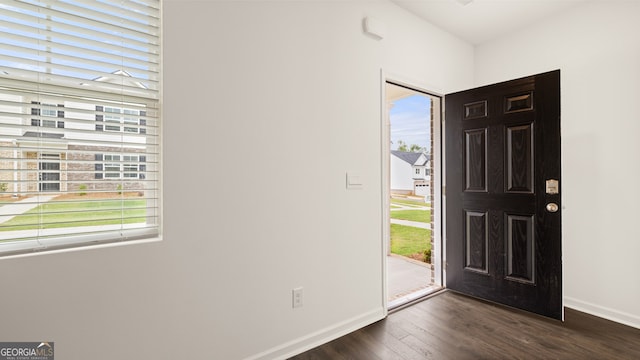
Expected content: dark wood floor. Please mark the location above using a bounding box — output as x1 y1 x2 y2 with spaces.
290 291 640 359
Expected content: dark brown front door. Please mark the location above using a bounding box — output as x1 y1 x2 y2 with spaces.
445 70 562 319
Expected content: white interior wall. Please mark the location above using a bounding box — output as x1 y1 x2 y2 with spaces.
475 1 640 328
0 1 473 359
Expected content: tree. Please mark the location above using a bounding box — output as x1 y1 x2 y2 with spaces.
409 144 426 153
396 140 425 153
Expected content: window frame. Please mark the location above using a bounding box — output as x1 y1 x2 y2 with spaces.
0 0 161 258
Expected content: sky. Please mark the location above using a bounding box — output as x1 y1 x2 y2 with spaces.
390 93 431 152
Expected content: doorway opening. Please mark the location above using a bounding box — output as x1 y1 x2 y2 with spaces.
39 153 61 192
385 81 443 309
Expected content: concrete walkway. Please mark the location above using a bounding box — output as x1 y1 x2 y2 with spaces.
390 203 429 211
390 218 431 229
387 254 437 308
0 195 57 224
390 201 431 229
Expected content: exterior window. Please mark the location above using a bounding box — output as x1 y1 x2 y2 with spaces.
104 107 142 133
31 103 64 128
102 154 143 179
415 168 420 175
124 109 139 132
123 155 140 178
104 154 122 179
42 109 57 117
42 119 57 128
105 107 122 132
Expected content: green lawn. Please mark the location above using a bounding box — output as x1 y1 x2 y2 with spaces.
390 209 431 223
390 224 431 257
0 199 147 231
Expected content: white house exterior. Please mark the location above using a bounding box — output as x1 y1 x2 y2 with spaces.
0 72 156 196
390 150 431 197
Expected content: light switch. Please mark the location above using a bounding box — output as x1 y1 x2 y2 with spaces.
346 172 363 190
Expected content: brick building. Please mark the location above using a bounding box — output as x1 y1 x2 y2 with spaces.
0 72 155 196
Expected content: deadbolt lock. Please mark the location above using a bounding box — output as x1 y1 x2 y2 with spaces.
546 179 559 194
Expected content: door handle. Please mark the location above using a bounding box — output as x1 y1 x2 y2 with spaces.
546 203 559 213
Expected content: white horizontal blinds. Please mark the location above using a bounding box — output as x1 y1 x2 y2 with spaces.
0 0 160 99
0 0 160 255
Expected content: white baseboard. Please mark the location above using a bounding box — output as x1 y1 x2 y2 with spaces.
244 307 385 360
565 296 640 330
244 299 638 359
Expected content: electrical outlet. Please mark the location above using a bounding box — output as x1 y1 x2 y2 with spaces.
292 287 303 308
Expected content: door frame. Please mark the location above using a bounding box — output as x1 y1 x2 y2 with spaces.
380 70 445 312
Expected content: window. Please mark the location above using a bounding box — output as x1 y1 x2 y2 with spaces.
0 0 160 256
31 102 65 128
104 154 122 179
101 106 143 133
42 109 58 117
415 168 421 175
100 154 145 179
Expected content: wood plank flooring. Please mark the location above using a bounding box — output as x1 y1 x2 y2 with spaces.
289 291 640 359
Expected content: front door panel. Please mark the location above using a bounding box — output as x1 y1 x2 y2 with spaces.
445 70 562 319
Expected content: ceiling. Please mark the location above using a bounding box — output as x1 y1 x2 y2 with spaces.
391 0 587 45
